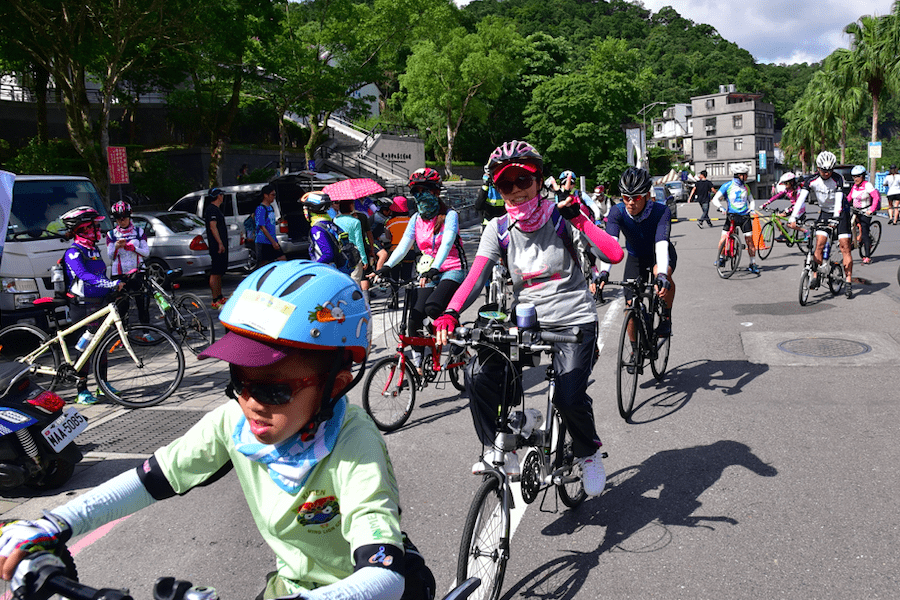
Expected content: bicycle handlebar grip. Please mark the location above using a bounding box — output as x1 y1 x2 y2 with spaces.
538 327 582 345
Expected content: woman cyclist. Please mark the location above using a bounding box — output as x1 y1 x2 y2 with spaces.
105 199 152 334
374 168 466 371
60 206 125 405
761 172 807 238
433 140 624 497
847 165 881 264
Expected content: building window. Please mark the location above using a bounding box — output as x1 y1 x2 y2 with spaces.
705 99 715 109
655 123 663 133
708 162 726 177
706 140 717 158
734 137 743 151
704 117 716 136
733 115 742 129
756 113 767 129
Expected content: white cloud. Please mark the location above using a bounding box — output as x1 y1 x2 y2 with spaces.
639 0 892 64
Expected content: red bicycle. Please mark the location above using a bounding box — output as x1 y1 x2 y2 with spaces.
715 214 744 278
362 278 473 432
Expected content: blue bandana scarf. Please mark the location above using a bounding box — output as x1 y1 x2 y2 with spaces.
233 398 346 493
414 191 440 220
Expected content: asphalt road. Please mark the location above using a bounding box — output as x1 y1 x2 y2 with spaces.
3 204 900 600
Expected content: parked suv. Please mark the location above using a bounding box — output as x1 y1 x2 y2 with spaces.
170 183 311 269
1 175 111 328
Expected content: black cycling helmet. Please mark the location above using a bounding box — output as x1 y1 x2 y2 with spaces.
485 140 544 179
619 167 652 196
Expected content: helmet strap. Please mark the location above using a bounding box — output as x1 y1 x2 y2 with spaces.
300 352 367 442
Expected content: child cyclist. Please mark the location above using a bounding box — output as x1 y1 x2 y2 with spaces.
0 261 410 600
433 141 624 496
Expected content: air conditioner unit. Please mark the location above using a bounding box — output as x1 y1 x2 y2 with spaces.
663 108 674 119
728 84 736 92
719 85 727 93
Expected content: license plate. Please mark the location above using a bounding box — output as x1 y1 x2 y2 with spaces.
41 407 89 452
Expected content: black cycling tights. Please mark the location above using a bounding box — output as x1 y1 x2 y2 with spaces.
407 278 460 336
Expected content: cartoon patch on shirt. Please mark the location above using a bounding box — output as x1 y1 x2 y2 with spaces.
308 301 346 324
297 496 340 526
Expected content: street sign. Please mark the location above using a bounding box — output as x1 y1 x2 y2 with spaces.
868 141 882 159
107 147 129 185
758 151 767 170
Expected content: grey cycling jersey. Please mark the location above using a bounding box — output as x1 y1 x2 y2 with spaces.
791 174 844 220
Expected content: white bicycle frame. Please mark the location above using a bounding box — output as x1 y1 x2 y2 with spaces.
23 302 141 376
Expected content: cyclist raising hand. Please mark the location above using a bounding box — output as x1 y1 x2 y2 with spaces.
433 140 624 497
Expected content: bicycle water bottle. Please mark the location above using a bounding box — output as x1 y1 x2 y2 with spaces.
184 586 218 600
509 408 543 439
75 331 94 352
153 291 171 312
50 263 66 296
515 303 537 330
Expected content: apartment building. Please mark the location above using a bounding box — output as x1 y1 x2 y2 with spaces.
650 103 693 160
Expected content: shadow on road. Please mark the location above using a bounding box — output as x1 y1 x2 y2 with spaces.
502 440 777 600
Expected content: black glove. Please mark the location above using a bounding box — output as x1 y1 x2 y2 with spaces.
375 266 391 280
421 268 441 281
828 218 841 228
655 273 671 291
597 270 609 285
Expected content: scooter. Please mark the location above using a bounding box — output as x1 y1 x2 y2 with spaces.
0 361 86 491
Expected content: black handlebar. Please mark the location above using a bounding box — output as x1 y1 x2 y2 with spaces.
454 324 582 351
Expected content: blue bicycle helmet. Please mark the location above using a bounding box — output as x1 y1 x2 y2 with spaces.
216 260 370 364
559 170 576 181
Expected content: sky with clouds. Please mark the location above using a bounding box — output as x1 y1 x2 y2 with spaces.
636 0 894 65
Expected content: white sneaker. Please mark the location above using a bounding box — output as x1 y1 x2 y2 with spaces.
579 450 607 496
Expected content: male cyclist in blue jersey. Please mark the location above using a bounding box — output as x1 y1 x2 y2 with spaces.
712 163 759 274
0 262 411 600
598 167 676 338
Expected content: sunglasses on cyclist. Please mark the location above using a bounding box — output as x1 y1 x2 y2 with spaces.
495 174 537 195
227 365 324 405
622 193 647 203
818 168 833 174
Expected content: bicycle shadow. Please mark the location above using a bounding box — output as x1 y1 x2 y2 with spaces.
627 359 769 424
502 441 777 600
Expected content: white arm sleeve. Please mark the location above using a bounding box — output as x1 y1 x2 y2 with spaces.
654 240 670 275
52 469 156 537
790 189 809 221
303 567 404 600
711 190 724 212
833 190 844 217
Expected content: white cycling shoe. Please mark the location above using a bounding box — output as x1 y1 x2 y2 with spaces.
578 449 607 496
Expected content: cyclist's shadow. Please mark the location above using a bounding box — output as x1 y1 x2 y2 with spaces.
502 440 777 600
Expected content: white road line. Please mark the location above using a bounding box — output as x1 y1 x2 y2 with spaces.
597 296 624 356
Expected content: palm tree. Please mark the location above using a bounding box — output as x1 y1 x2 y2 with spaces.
840 13 900 172
820 56 866 164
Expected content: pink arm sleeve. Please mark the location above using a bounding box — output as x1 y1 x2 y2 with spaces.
570 213 624 264
446 255 492 314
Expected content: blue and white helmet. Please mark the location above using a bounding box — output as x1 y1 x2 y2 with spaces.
219 260 370 363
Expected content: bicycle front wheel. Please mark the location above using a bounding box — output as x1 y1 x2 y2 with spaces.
362 355 416 432
616 311 641 420
175 293 216 355
650 298 671 381
865 220 882 257
554 414 586 508
0 324 60 390
457 476 509 600
799 270 811 306
757 222 775 260
447 346 473 393
94 325 185 408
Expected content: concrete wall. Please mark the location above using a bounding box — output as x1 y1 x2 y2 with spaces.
365 134 425 175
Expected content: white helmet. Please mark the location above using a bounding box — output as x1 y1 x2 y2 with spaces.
815 151 837 170
850 165 866 177
731 163 750 175
778 172 796 184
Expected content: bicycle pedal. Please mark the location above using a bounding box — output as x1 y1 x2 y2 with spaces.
600 452 608 459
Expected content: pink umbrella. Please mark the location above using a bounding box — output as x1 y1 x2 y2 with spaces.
322 178 385 201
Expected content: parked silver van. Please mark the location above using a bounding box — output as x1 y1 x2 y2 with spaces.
1 175 111 328
170 183 310 268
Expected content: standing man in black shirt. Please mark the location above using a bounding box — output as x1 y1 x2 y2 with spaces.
688 170 716 228
204 188 229 309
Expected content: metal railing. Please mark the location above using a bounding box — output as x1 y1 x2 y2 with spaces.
315 145 410 182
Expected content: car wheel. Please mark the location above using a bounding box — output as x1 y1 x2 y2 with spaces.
245 245 258 272
145 258 169 287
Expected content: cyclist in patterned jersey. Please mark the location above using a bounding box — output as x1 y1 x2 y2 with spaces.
0 262 409 600
598 167 676 338
789 150 853 297
433 141 624 497
761 172 808 240
712 163 759 274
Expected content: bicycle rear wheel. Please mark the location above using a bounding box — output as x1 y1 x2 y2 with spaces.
757 222 775 260
864 220 882 257
0 324 60 390
94 325 185 408
649 298 671 381
174 293 216 355
616 311 641 420
554 414 586 508
457 476 509 600
362 355 416 432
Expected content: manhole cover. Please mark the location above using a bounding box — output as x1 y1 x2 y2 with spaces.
77 410 206 455
777 338 872 358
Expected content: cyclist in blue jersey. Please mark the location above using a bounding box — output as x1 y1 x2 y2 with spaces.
600 167 676 338
712 163 759 274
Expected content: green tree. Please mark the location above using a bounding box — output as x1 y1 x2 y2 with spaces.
398 16 523 176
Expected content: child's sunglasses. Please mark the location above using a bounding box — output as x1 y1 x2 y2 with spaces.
227 365 323 405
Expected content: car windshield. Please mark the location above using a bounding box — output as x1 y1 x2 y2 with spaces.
653 187 667 203
6 179 110 241
155 212 204 233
